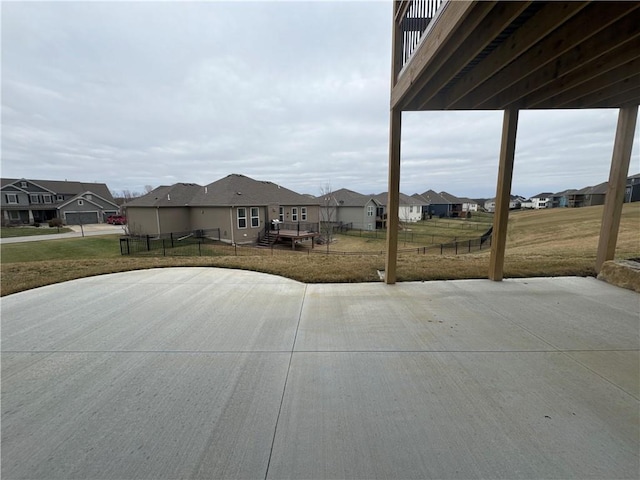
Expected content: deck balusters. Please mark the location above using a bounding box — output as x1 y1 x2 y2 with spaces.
401 0 444 67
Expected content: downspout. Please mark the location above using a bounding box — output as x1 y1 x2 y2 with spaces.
229 207 235 244
156 207 161 235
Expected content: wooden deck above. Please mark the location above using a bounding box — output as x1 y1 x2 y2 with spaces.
392 1 640 111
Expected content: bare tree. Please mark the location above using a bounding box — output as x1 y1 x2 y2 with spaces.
319 184 337 253
144 185 154 194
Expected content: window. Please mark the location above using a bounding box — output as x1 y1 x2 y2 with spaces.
237 208 247 228
410 206 413 213
30 194 40 204
9 210 20 220
57 195 64 201
367 206 374 217
301 207 307 221
43 194 52 204
86 194 92 200
367 223 373 231
20 181 27 188
6 194 18 204
292 207 298 222
279 207 284 222
77 199 84 206
250 207 260 228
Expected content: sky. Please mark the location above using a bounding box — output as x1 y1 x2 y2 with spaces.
2 1 638 200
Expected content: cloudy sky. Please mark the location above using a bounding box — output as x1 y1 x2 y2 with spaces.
2 1 638 200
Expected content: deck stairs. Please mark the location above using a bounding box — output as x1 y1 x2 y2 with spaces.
257 230 278 247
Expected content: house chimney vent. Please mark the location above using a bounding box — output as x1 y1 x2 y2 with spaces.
167 194 171 201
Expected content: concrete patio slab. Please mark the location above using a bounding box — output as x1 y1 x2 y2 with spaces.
2 351 289 479
1 268 638 479
268 351 638 479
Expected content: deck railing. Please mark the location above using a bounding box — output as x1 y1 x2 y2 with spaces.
398 0 445 68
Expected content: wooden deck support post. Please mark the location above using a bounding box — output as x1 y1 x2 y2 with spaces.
385 108 402 284
595 105 638 273
385 2 404 285
489 108 519 281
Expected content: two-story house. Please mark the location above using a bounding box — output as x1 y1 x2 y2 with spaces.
1 178 119 225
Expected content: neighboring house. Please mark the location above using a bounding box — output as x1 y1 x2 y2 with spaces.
525 192 553 209
123 183 203 235
1 178 118 225
318 188 382 231
625 173 640 203
484 195 525 213
125 174 320 244
567 182 608 208
520 199 535 209
459 197 479 213
439 191 464 217
372 192 423 226
415 190 463 217
549 189 578 208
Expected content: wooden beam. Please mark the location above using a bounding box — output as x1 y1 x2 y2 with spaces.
404 1 530 111
591 86 640 109
437 1 588 110
566 76 640 110
385 108 402 285
453 2 636 110
487 18 640 110
547 60 640 109
596 105 638 273
390 1 475 110
489 108 519 282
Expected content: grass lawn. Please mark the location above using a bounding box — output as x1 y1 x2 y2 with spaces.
1 203 638 296
1 226 73 237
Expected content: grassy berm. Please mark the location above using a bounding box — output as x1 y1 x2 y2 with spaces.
1 203 638 296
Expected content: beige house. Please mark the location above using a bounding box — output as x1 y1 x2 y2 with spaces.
125 174 320 245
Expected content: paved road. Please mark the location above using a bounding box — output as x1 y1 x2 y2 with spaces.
2 269 638 479
0 224 126 244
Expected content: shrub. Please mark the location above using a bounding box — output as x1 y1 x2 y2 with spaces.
48 218 63 228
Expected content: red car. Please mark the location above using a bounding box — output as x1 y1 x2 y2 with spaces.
107 215 127 225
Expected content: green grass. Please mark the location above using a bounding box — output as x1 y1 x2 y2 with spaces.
1 235 122 263
1 226 73 237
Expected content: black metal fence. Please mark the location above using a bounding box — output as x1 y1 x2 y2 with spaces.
119 225 492 259
120 228 221 256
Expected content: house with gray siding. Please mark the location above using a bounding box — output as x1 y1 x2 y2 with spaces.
125 174 320 244
567 182 608 208
317 188 382 231
1 178 118 225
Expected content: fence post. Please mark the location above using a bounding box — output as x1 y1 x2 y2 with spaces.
163 239 166 256
146 235 150 251
440 244 443 255
198 239 201 256
455 241 458 255
469 240 471 253
170 233 174 248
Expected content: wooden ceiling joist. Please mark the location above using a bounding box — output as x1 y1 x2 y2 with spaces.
394 1 640 112
394 1 532 110
427 1 589 110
